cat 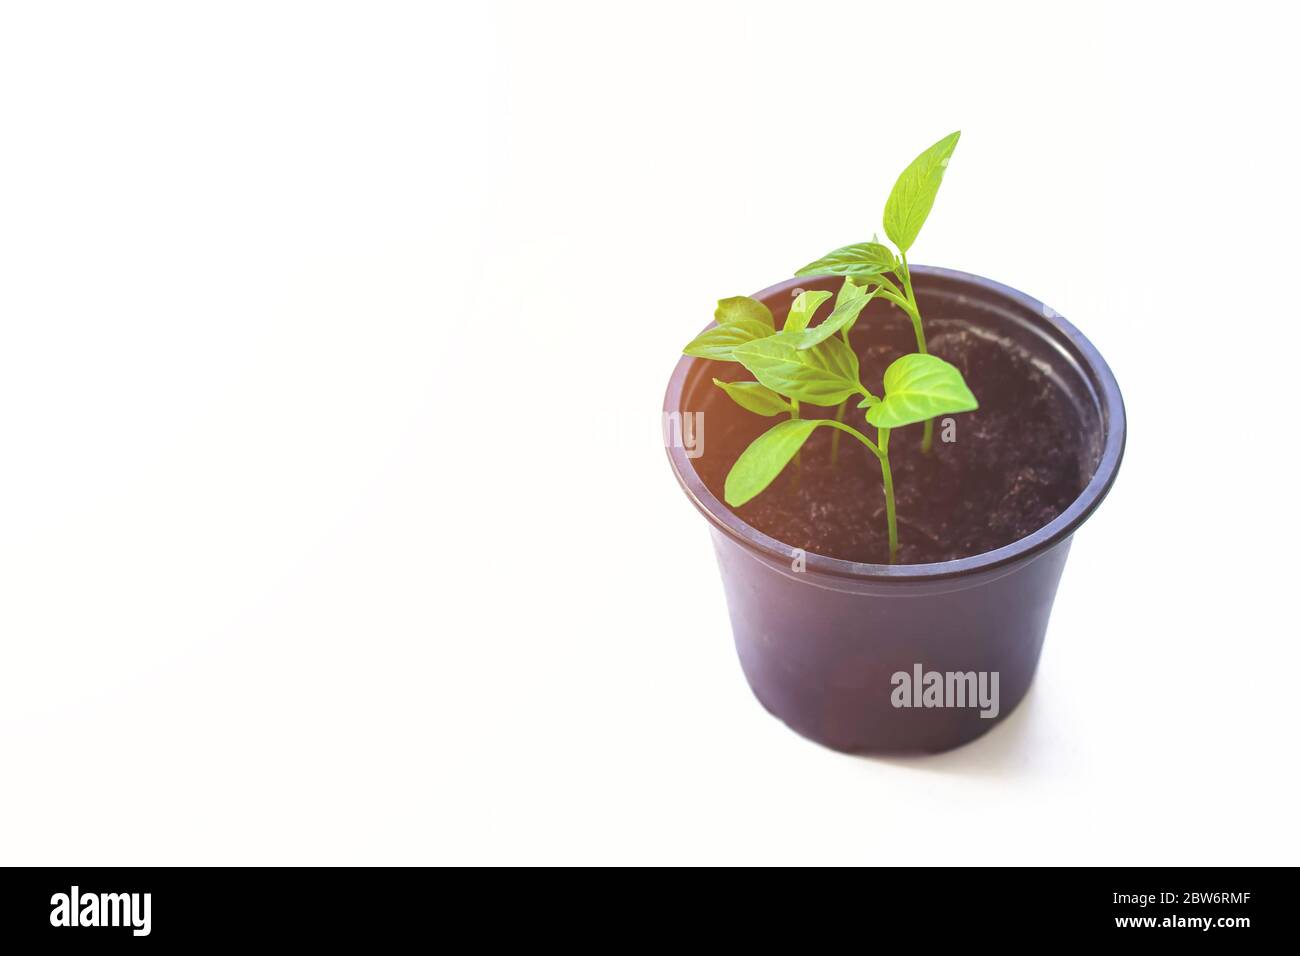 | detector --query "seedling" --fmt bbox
[681,131,979,562]
[682,292,977,562]
[730,335,975,563]
[795,130,961,453]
